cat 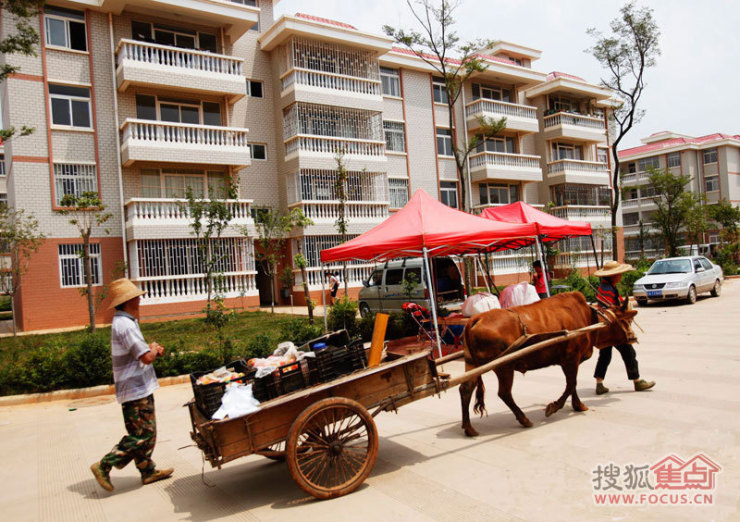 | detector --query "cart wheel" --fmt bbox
[256,441,286,462]
[286,397,378,500]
